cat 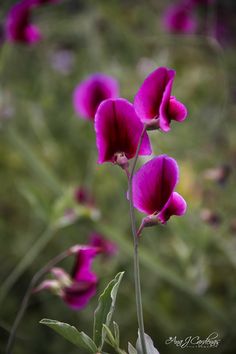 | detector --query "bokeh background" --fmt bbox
[0,0,236,353]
